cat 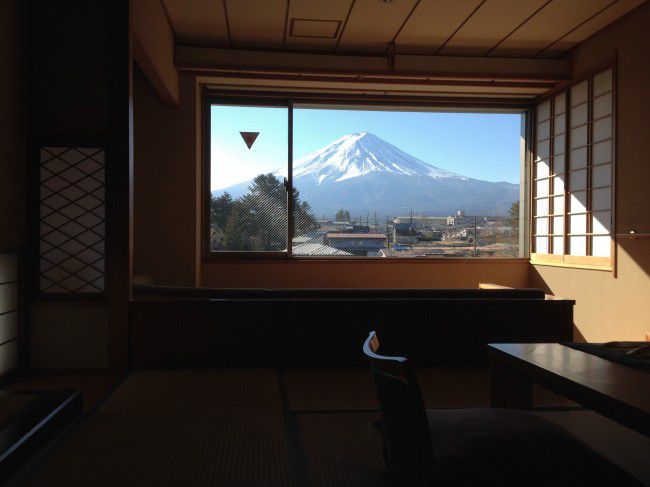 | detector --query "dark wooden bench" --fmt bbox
[130,286,574,369]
